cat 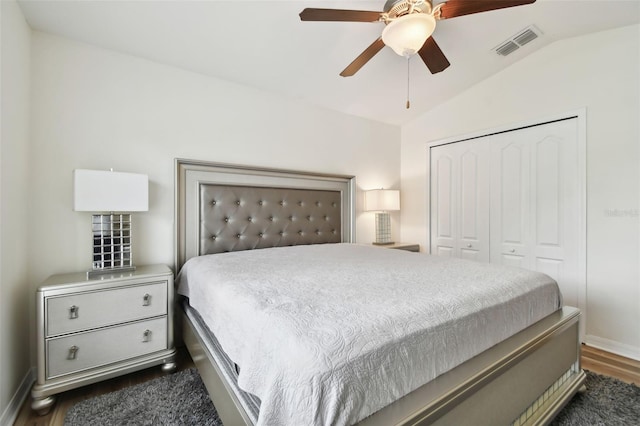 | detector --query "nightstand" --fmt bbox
[31,264,176,415]
[379,242,420,252]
